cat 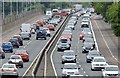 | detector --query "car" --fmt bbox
[64,27,72,32]
[102,65,119,77]
[9,38,20,48]
[47,24,55,31]
[62,63,80,77]
[68,19,77,25]
[0,47,5,59]
[2,42,13,53]
[62,50,77,64]
[83,38,95,48]
[13,35,23,46]
[81,21,89,28]
[82,18,90,23]
[82,34,93,41]
[1,63,19,77]
[81,28,91,35]
[49,19,58,26]
[8,55,23,68]
[14,50,29,62]
[36,30,47,40]
[57,42,70,51]
[67,22,75,30]
[86,50,101,63]
[82,43,94,53]
[20,31,31,40]
[79,33,92,40]
[32,23,40,31]
[60,37,71,46]
[91,56,108,71]
[43,28,51,37]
